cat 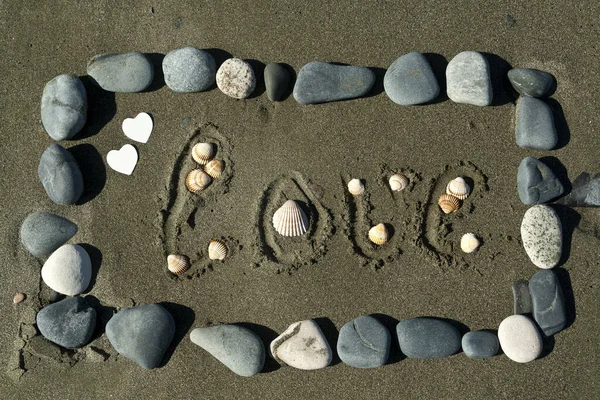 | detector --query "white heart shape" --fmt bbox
[107,144,138,175]
[122,112,153,143]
